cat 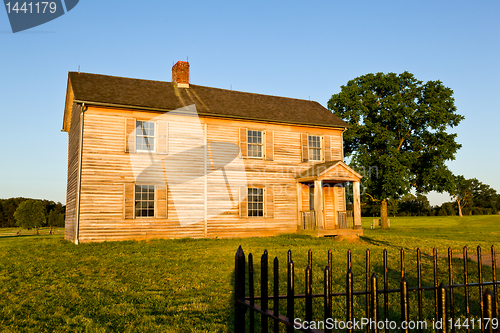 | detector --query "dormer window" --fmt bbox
[136,121,155,152]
